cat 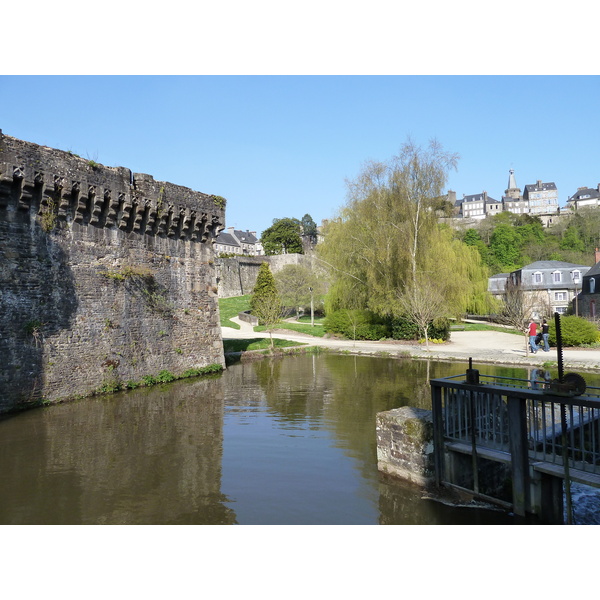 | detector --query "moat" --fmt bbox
[3,354,597,525]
